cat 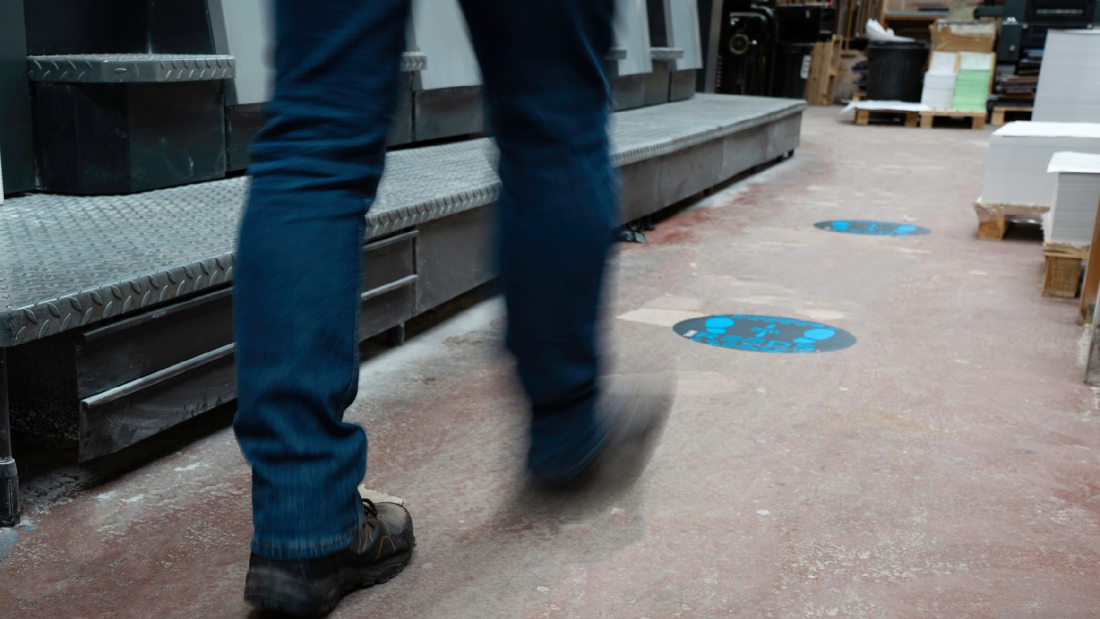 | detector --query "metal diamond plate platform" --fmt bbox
[27,54,236,83]
[0,94,803,347]
[650,47,684,61]
[401,52,427,73]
